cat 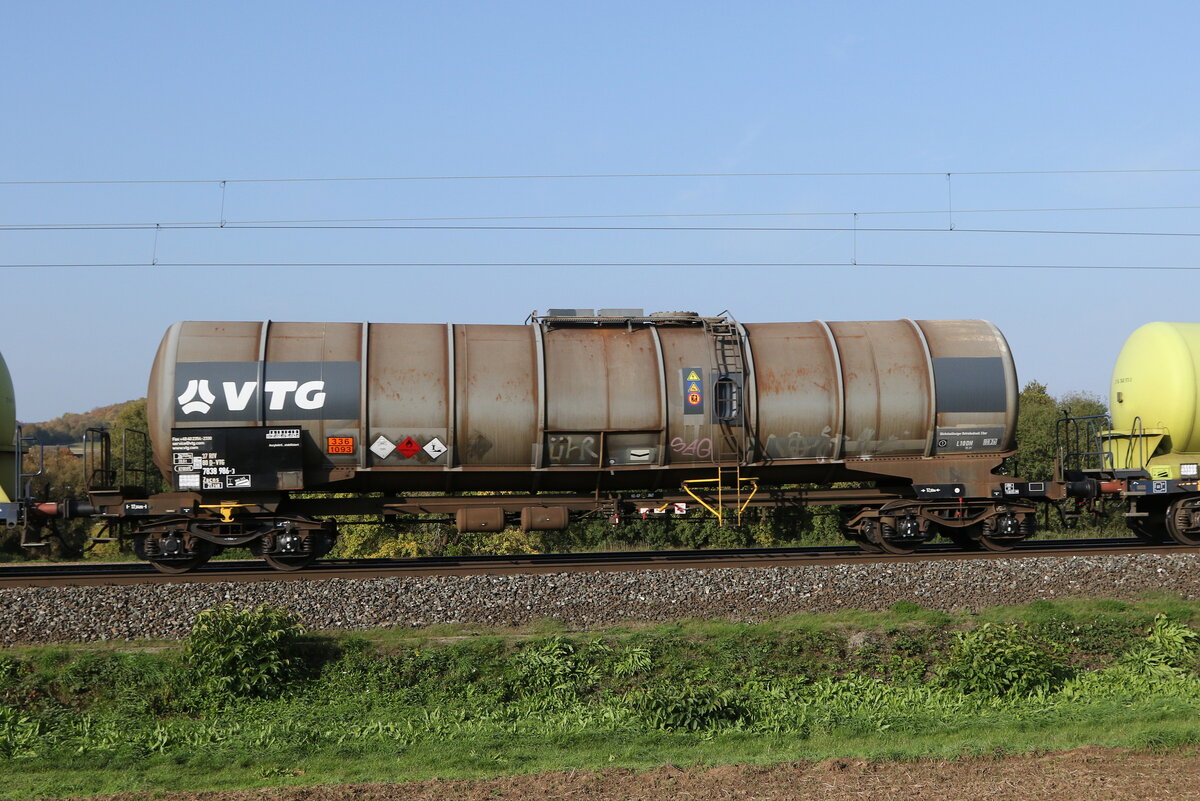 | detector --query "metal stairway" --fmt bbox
[682,465,759,527]
[704,317,749,463]
[679,316,759,527]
